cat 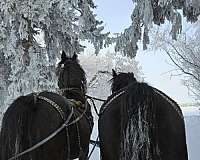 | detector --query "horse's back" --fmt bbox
[99,97,122,160]
[0,91,70,160]
[98,83,188,160]
[153,88,188,160]
[30,92,70,159]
